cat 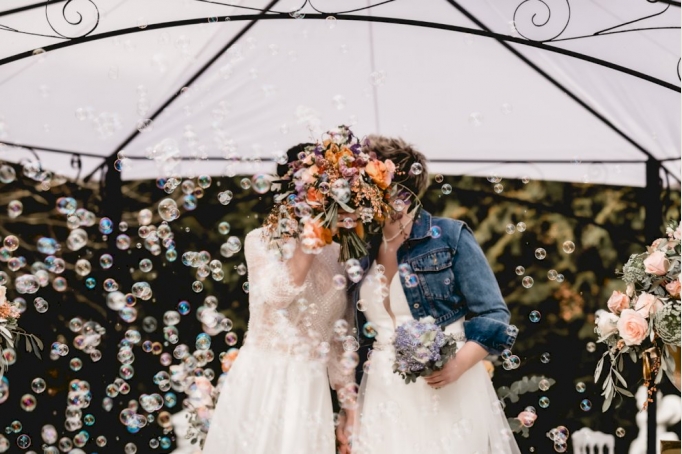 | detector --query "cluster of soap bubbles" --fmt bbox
[500,348,522,371]
[546,425,570,452]
[181,250,225,289]
[68,318,105,362]
[487,174,504,194]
